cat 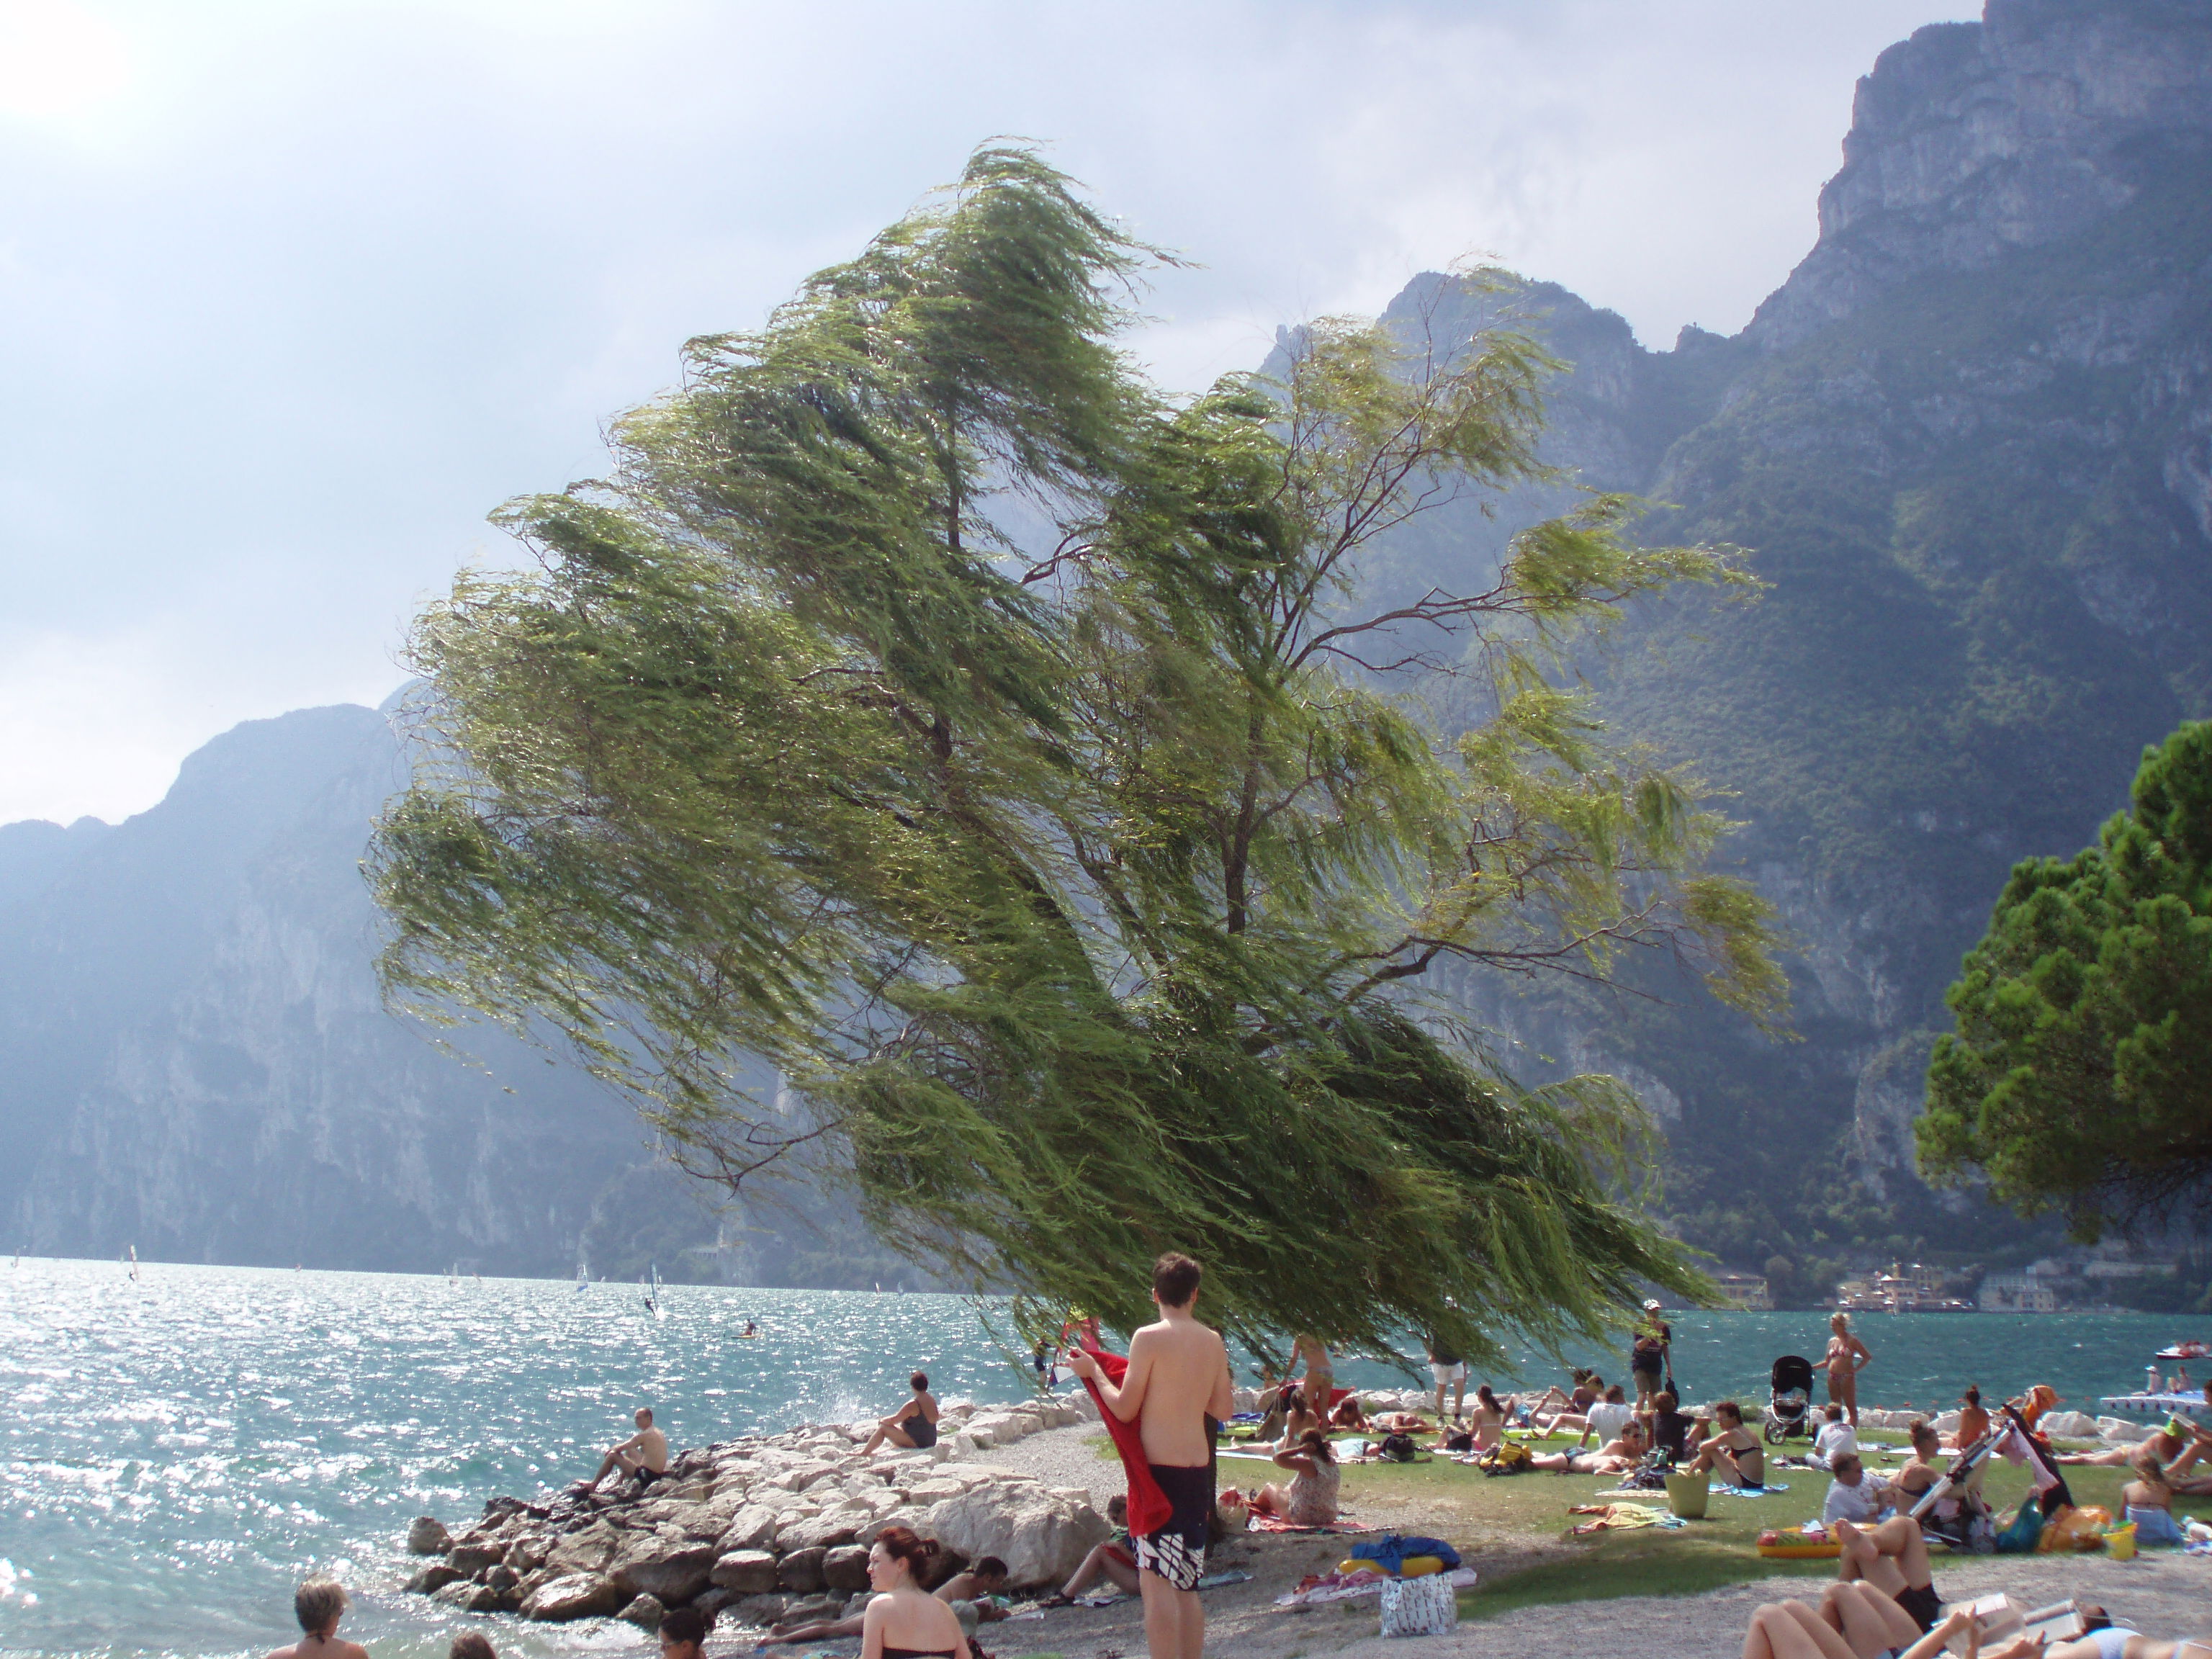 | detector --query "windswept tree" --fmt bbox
[371,145,1781,1362]
[1920,719,2212,1239]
